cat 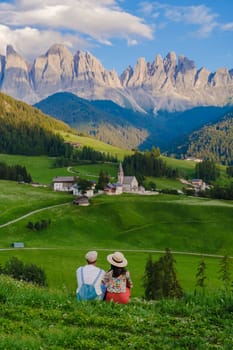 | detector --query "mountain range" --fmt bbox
[34,92,232,152]
[1,44,233,114]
